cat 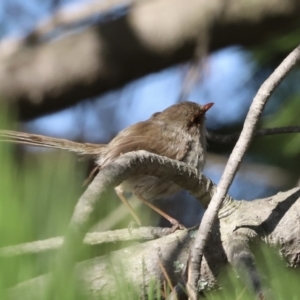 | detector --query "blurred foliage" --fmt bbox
[248,29,300,181]
[251,94,300,176]
[252,28,300,65]
[0,109,146,298]
[0,110,85,291]
[206,242,300,300]
[0,104,165,298]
